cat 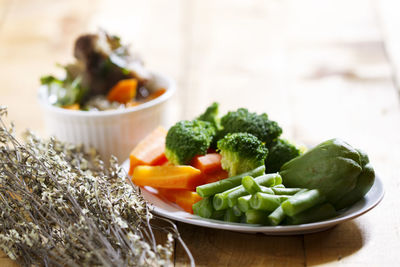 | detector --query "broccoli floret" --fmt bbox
[197,102,222,148]
[197,102,222,131]
[265,139,301,173]
[219,108,282,147]
[165,120,216,165]
[217,132,268,176]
